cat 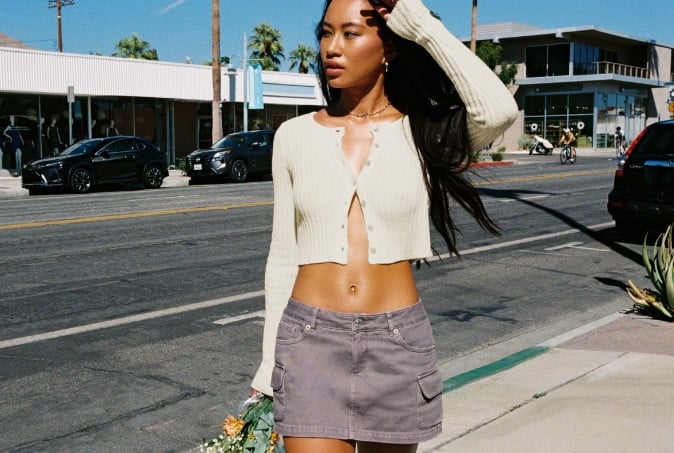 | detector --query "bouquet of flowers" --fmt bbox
[201,393,284,453]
